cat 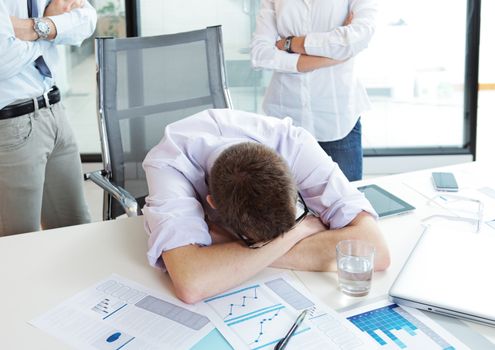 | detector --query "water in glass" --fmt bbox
[337,255,373,296]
